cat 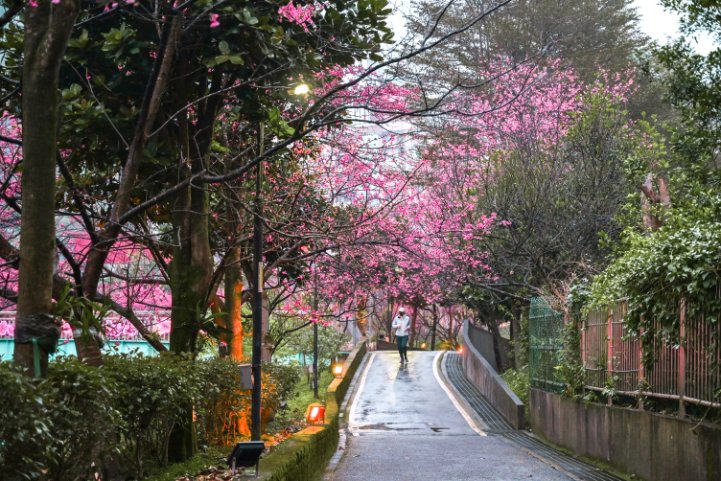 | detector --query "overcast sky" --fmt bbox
[634,0,715,53]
